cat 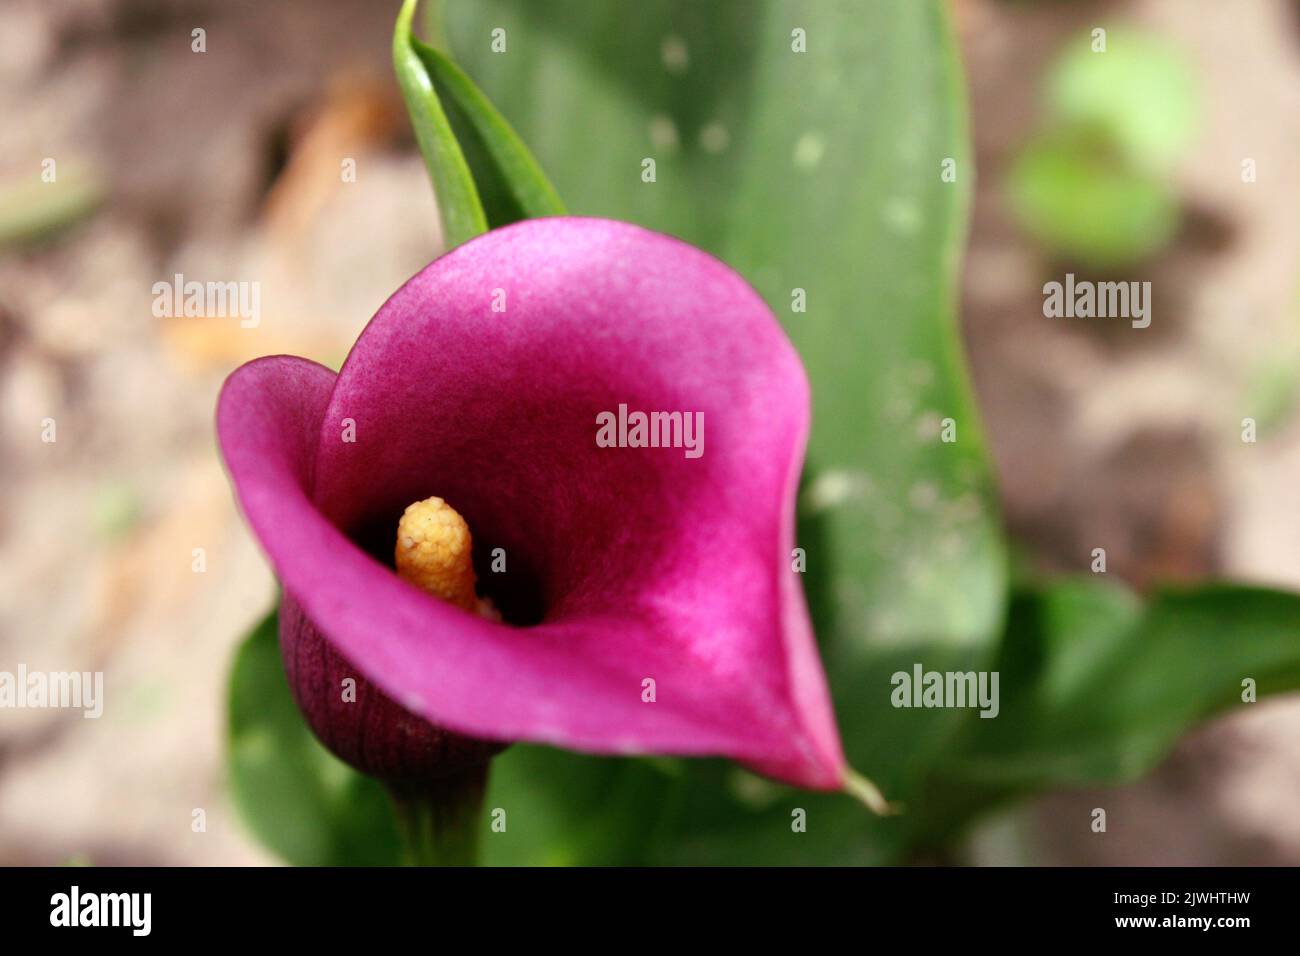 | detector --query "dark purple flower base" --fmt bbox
[280,593,505,783]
